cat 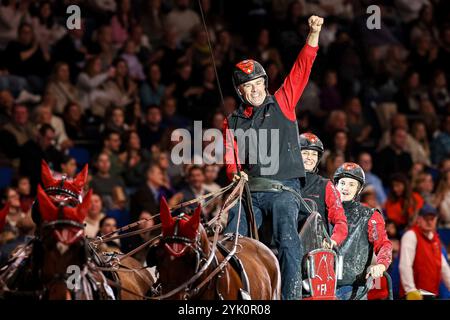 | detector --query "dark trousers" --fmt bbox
[224,178,303,300]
